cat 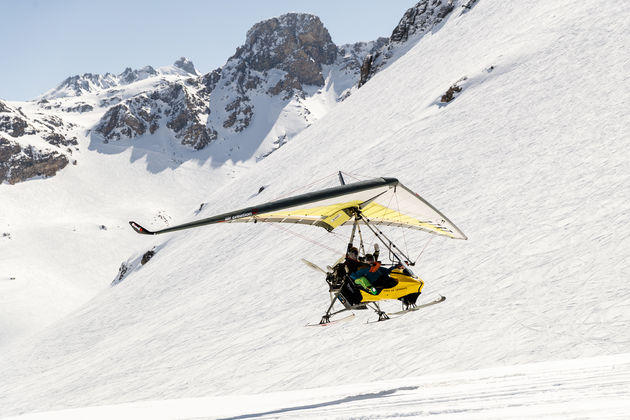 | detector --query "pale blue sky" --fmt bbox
[0,0,414,101]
